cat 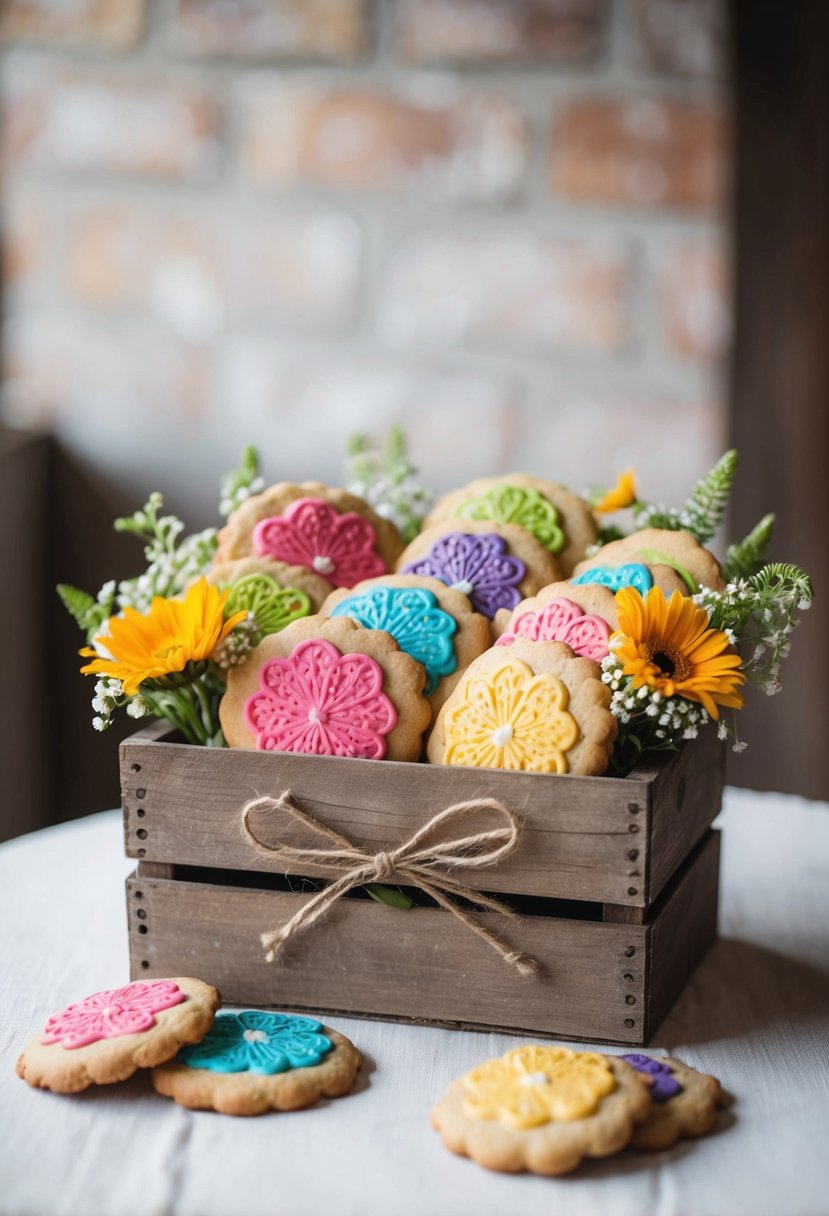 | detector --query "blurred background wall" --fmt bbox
[1,0,729,515]
[17,0,828,837]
